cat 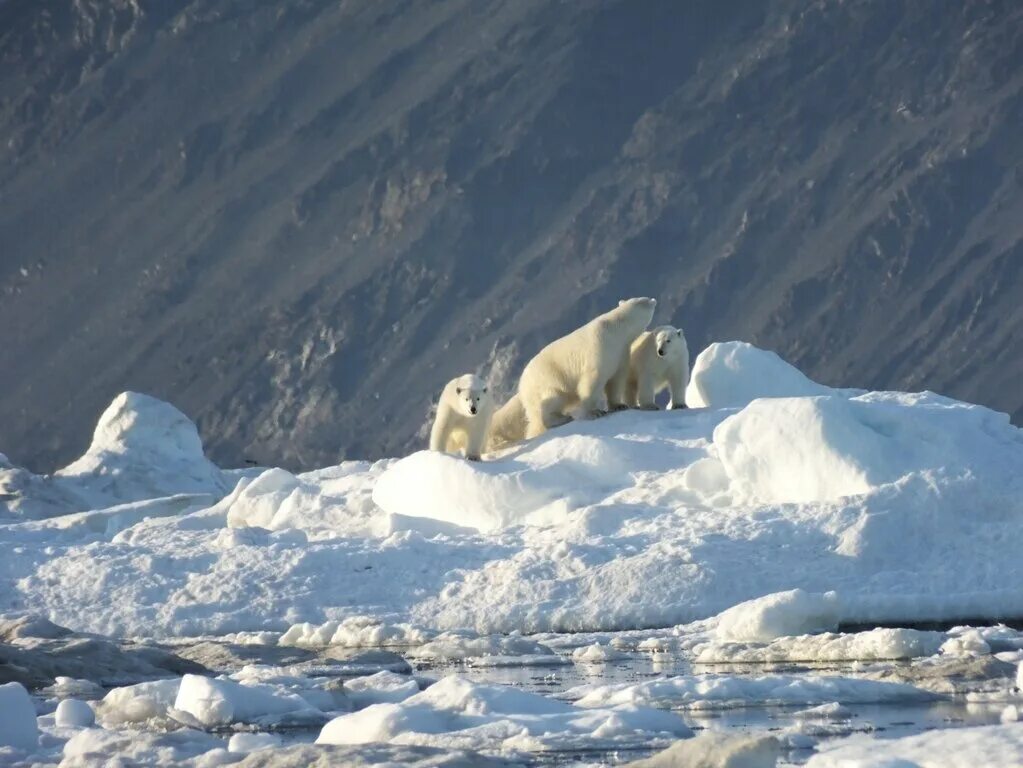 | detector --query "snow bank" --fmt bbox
[1,392,230,520]
[806,722,1023,767]
[317,675,689,751]
[685,342,832,409]
[372,427,677,532]
[0,682,38,751]
[713,590,841,643]
[715,390,1021,504]
[570,673,937,710]
[170,673,324,728]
